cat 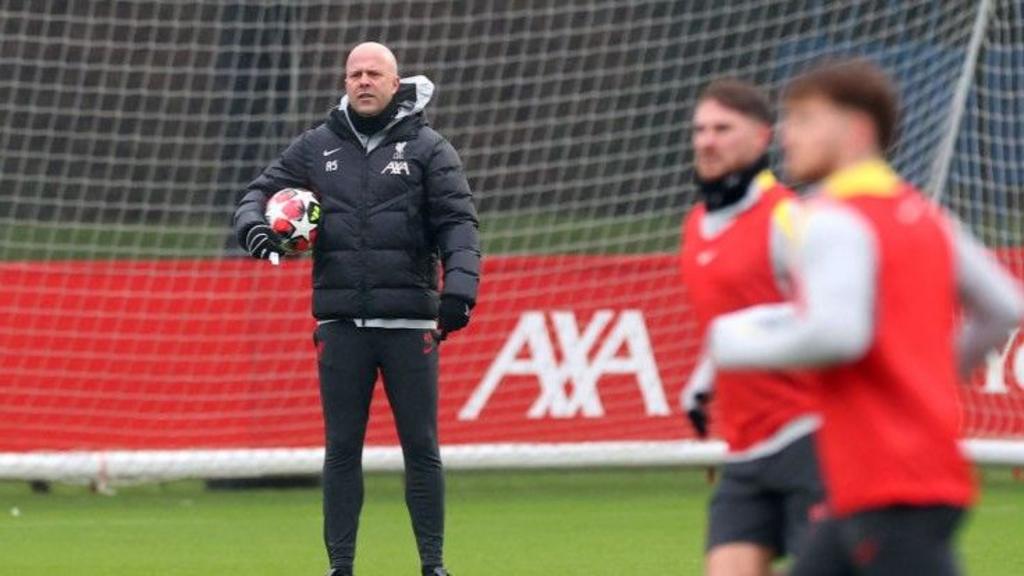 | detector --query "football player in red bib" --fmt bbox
[709,59,1024,575]
[680,79,824,575]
